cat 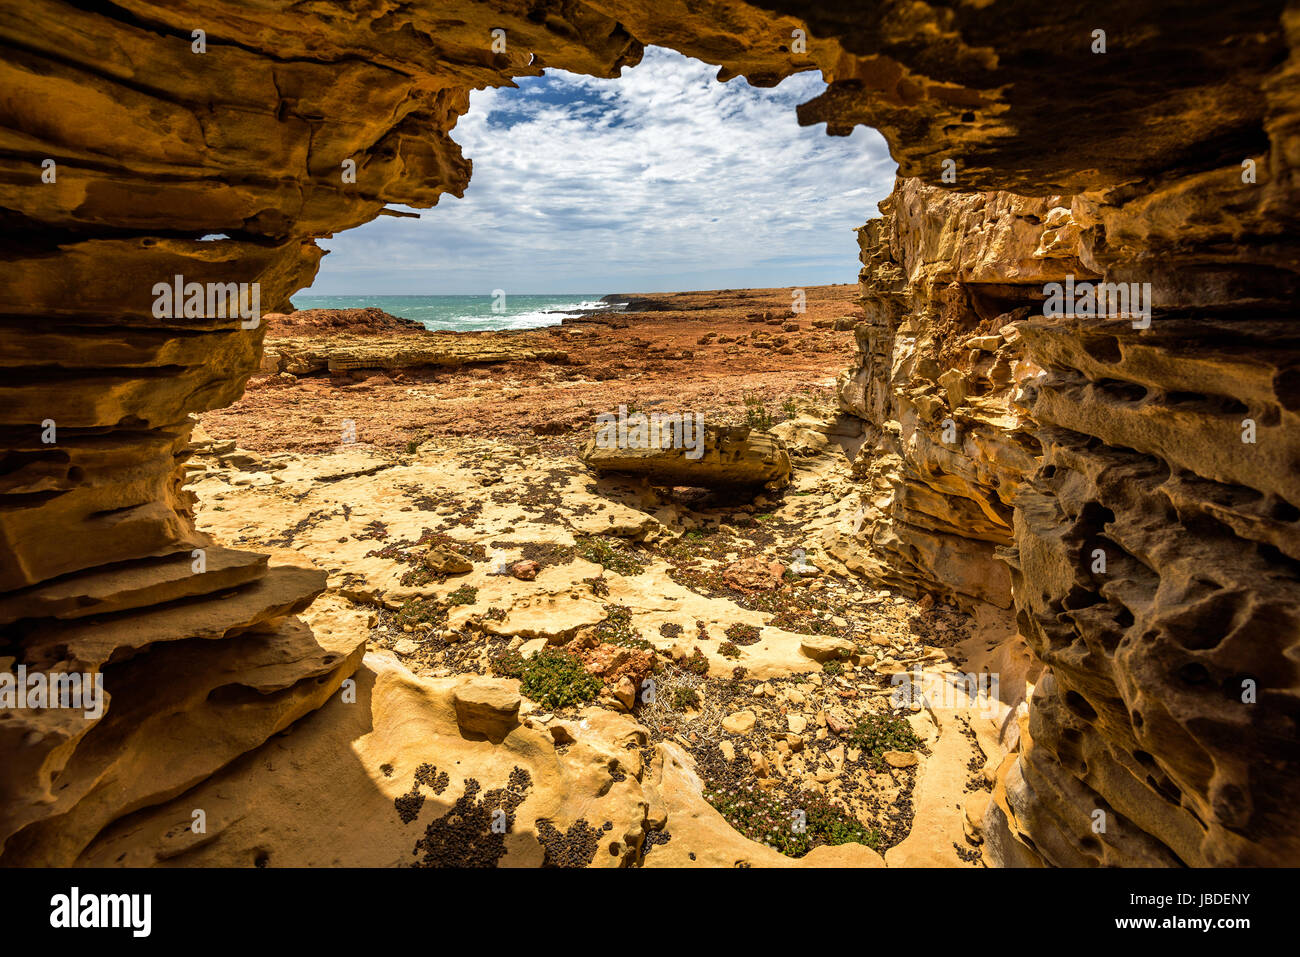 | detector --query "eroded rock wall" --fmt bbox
[830,179,1083,611]
[0,0,1296,866]
[833,152,1300,865]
